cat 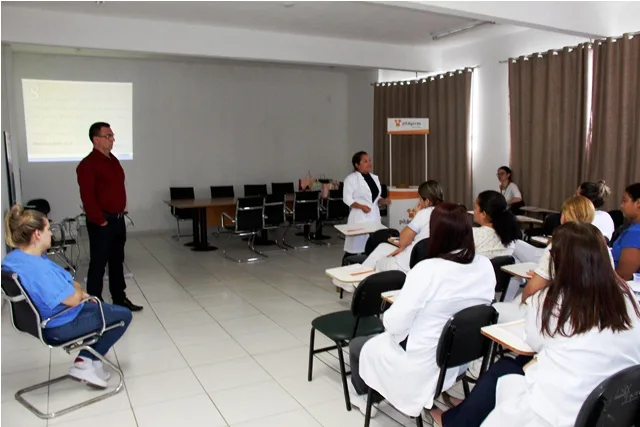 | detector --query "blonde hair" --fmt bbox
[562,195,595,223]
[4,204,48,248]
